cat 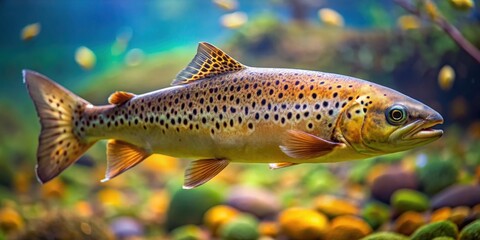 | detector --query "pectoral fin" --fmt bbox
[183,159,230,189]
[101,140,151,182]
[279,130,344,159]
[269,162,299,169]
